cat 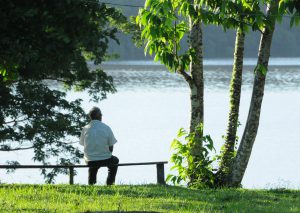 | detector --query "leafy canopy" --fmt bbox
[0,0,127,183]
[136,0,193,72]
[137,0,268,74]
[279,0,300,26]
[0,1,123,100]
